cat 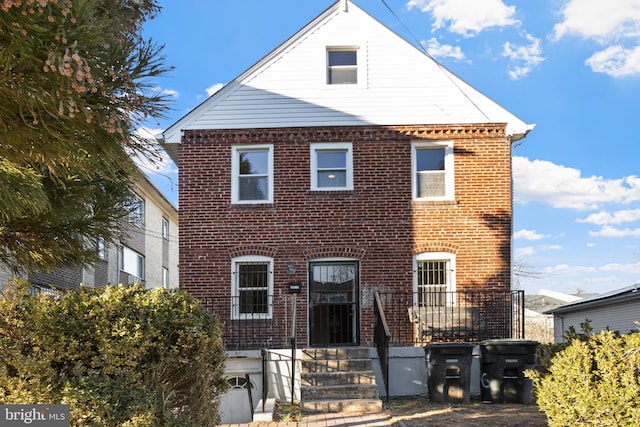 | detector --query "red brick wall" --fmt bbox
[178,124,512,345]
